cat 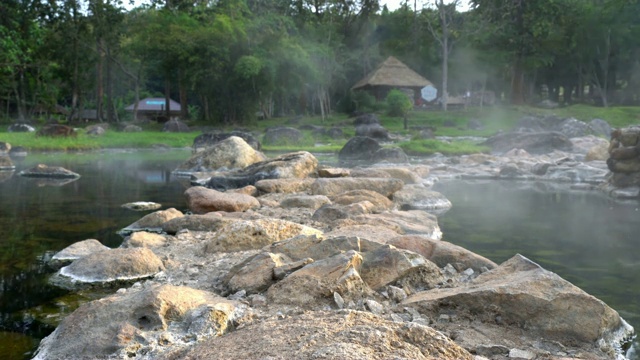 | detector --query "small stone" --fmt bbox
[248,294,267,307]
[437,314,451,323]
[388,285,407,302]
[509,348,535,359]
[364,299,384,314]
[475,344,510,357]
[334,292,345,309]
[443,263,457,276]
[228,290,246,300]
[390,313,405,323]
